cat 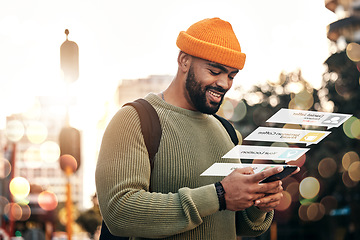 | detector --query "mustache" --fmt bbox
[205,86,227,94]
